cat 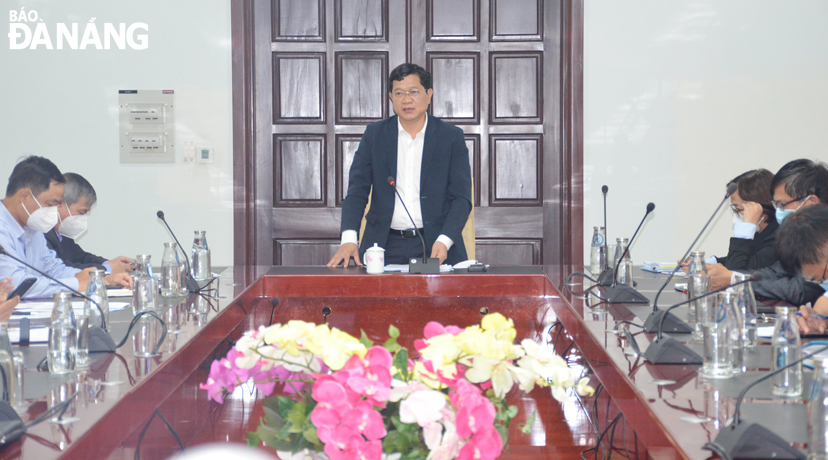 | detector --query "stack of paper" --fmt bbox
[642,262,686,278]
